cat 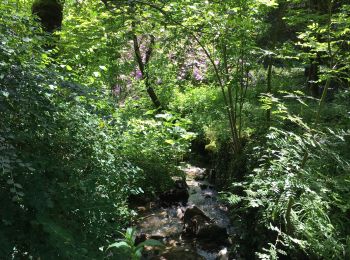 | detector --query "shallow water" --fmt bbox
[136,165,233,260]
